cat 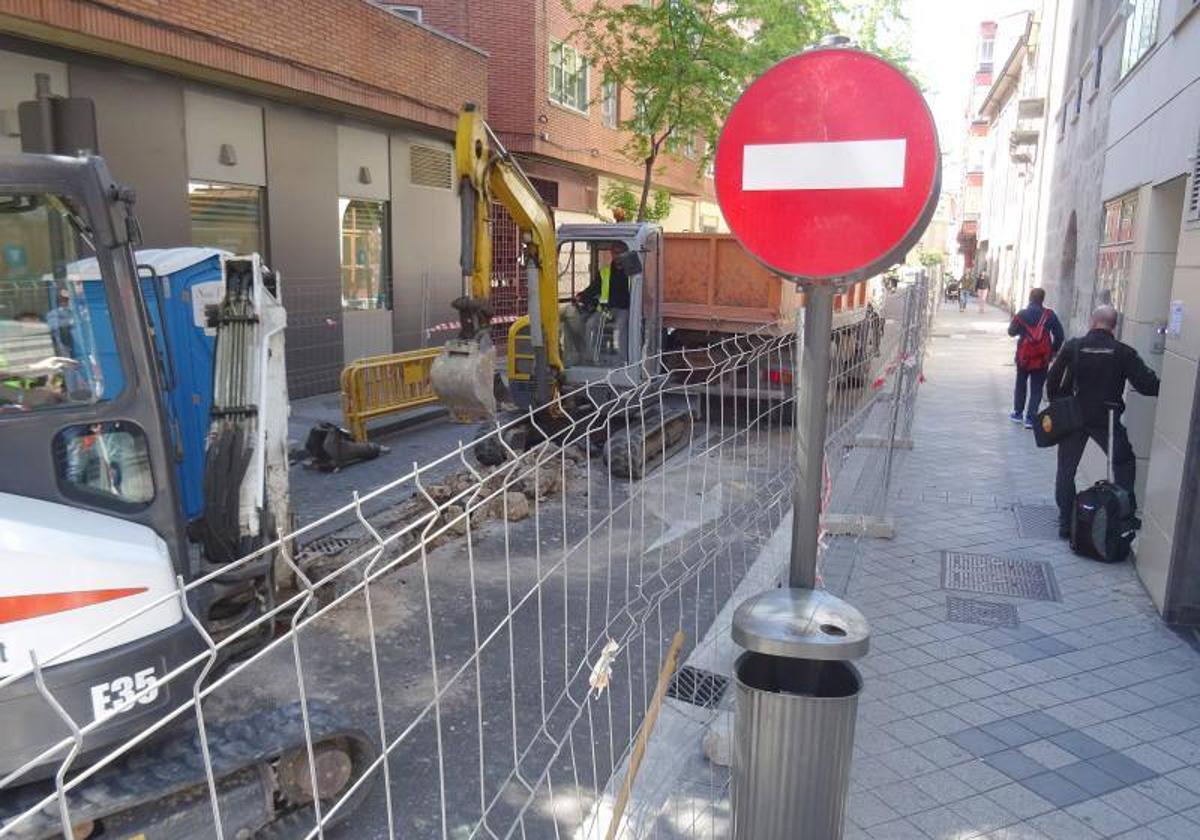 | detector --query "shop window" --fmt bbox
[340,199,391,311]
[549,40,588,113]
[54,421,154,507]
[1121,0,1160,78]
[1095,192,1138,322]
[188,182,265,257]
[1,192,119,412]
